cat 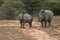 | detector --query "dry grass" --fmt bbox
[0,16,60,40]
[0,27,37,40]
